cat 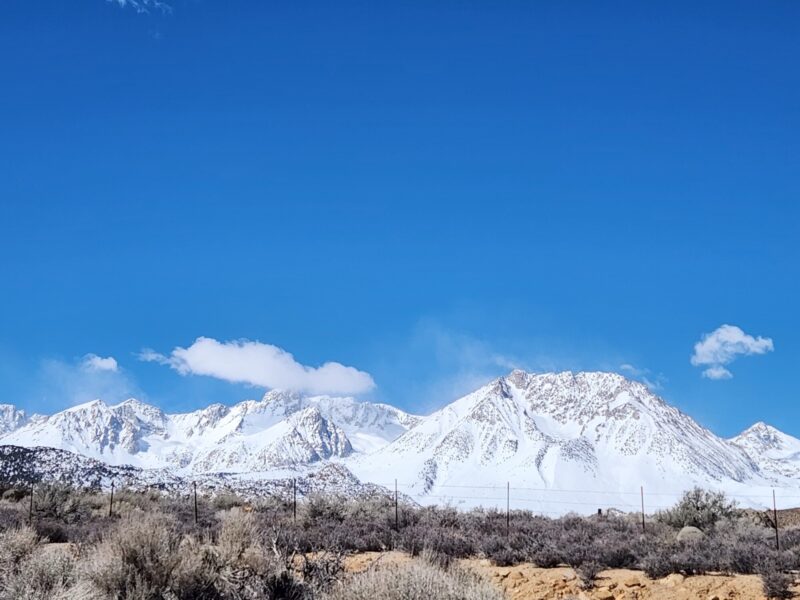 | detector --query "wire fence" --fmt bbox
[366,480,799,520]
[21,478,800,534]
